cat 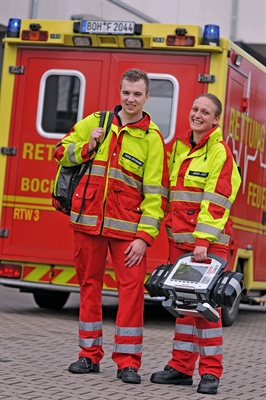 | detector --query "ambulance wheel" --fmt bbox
[33,291,70,309]
[222,293,242,327]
